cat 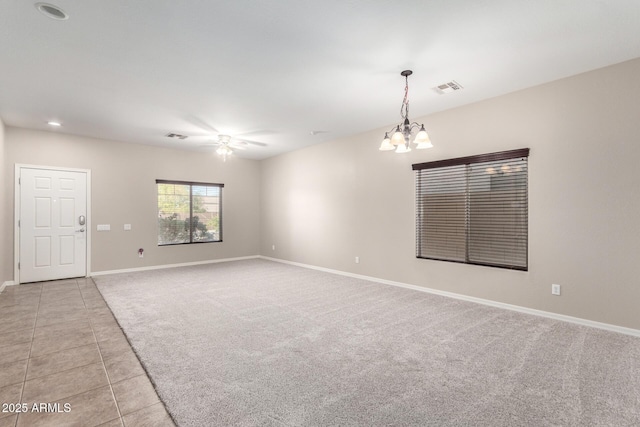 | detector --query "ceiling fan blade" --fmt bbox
[238,138,267,147]
[234,129,277,138]
[185,116,219,134]
[229,139,248,146]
